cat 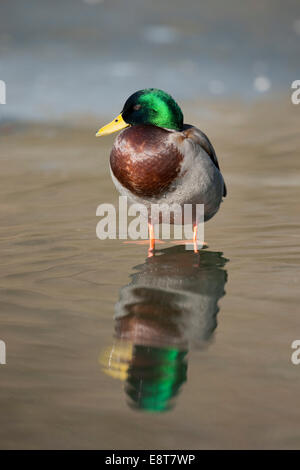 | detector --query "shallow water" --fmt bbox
[0,99,300,449]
